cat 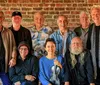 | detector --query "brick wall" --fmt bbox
[0,0,99,29]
